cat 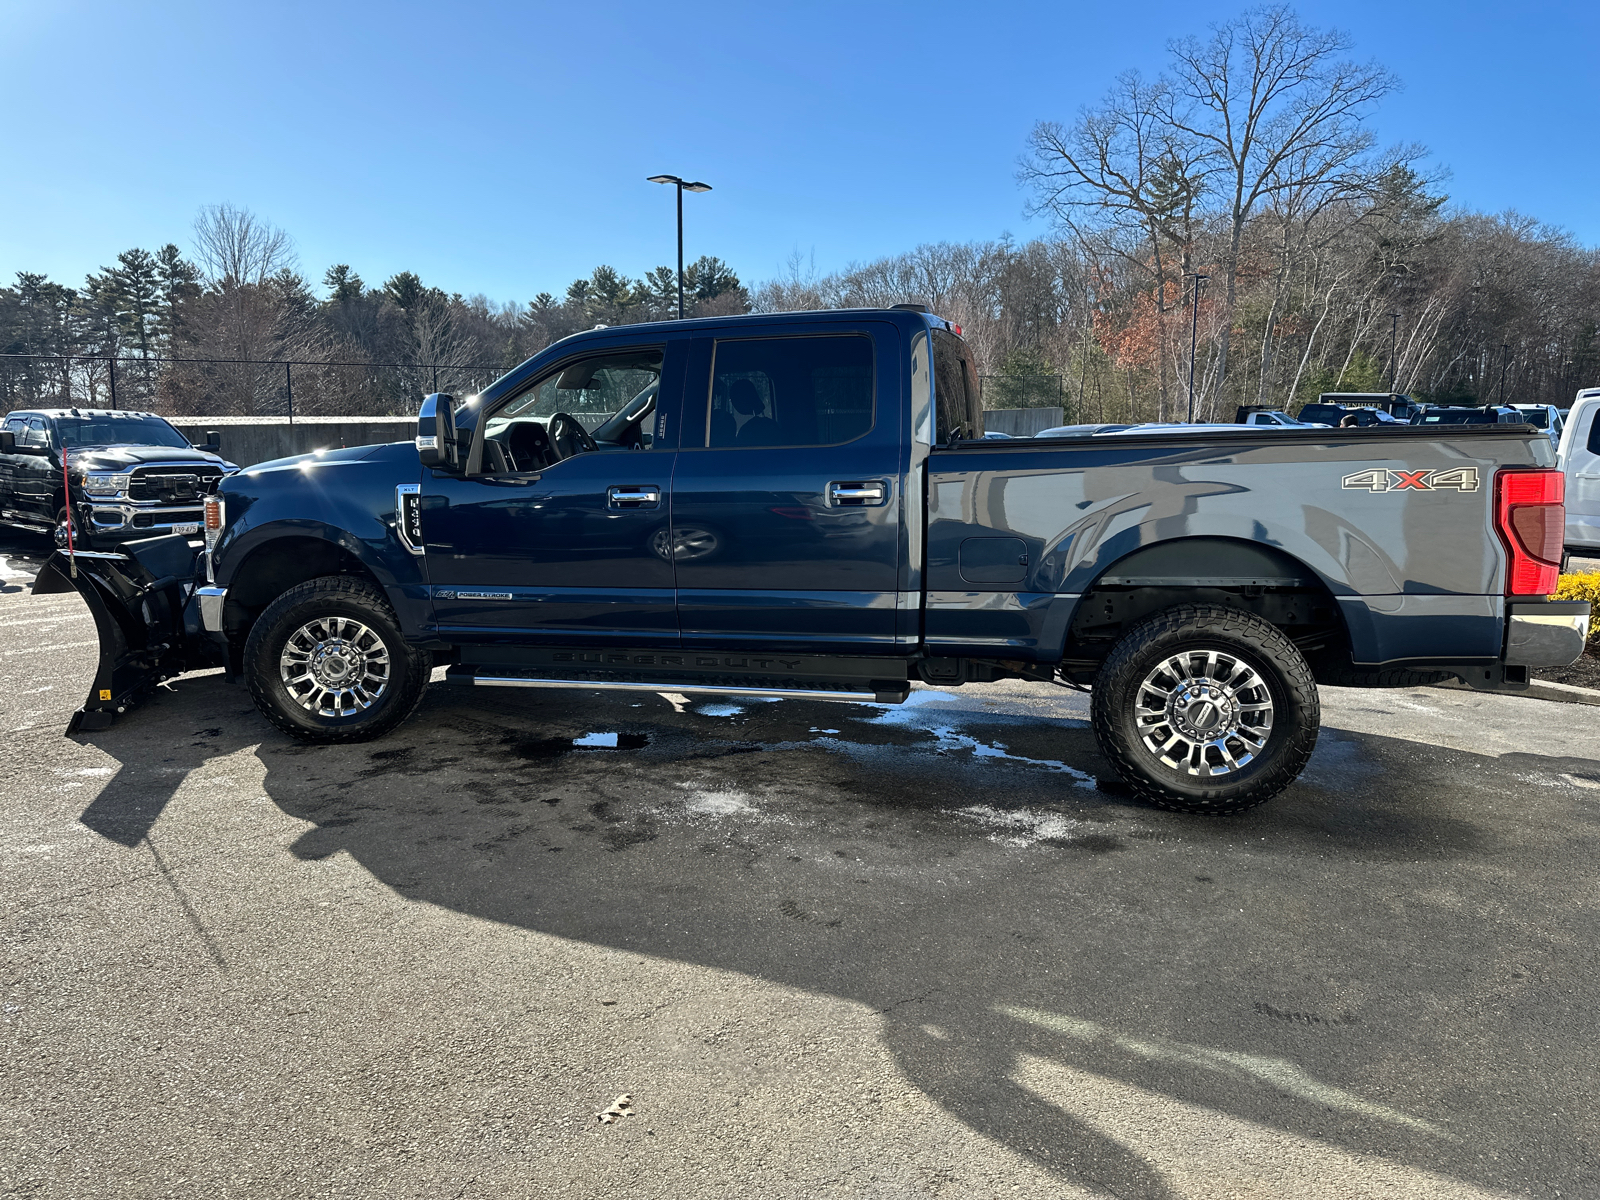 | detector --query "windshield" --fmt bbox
[54,414,191,449]
[1515,408,1549,428]
[1419,409,1494,425]
[1297,406,1341,424]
